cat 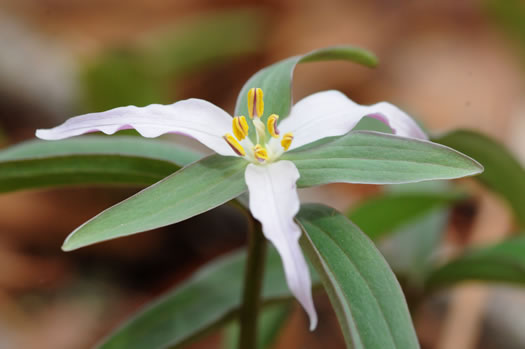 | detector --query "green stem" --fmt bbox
[238,222,267,349]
